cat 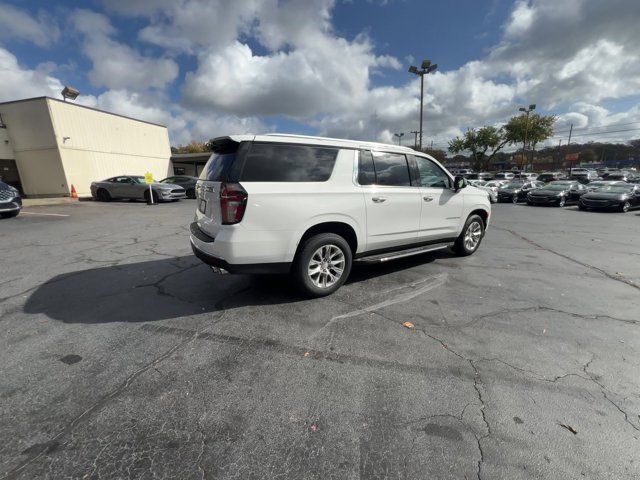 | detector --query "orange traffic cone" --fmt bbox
[71,185,78,199]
